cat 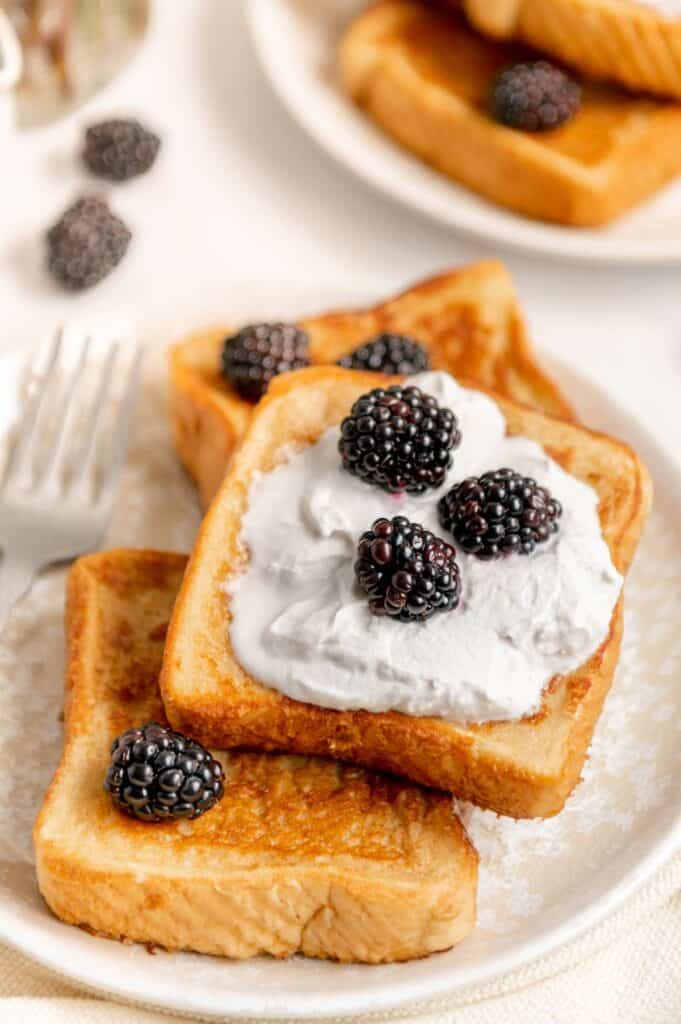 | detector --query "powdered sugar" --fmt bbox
[463,514,681,932]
